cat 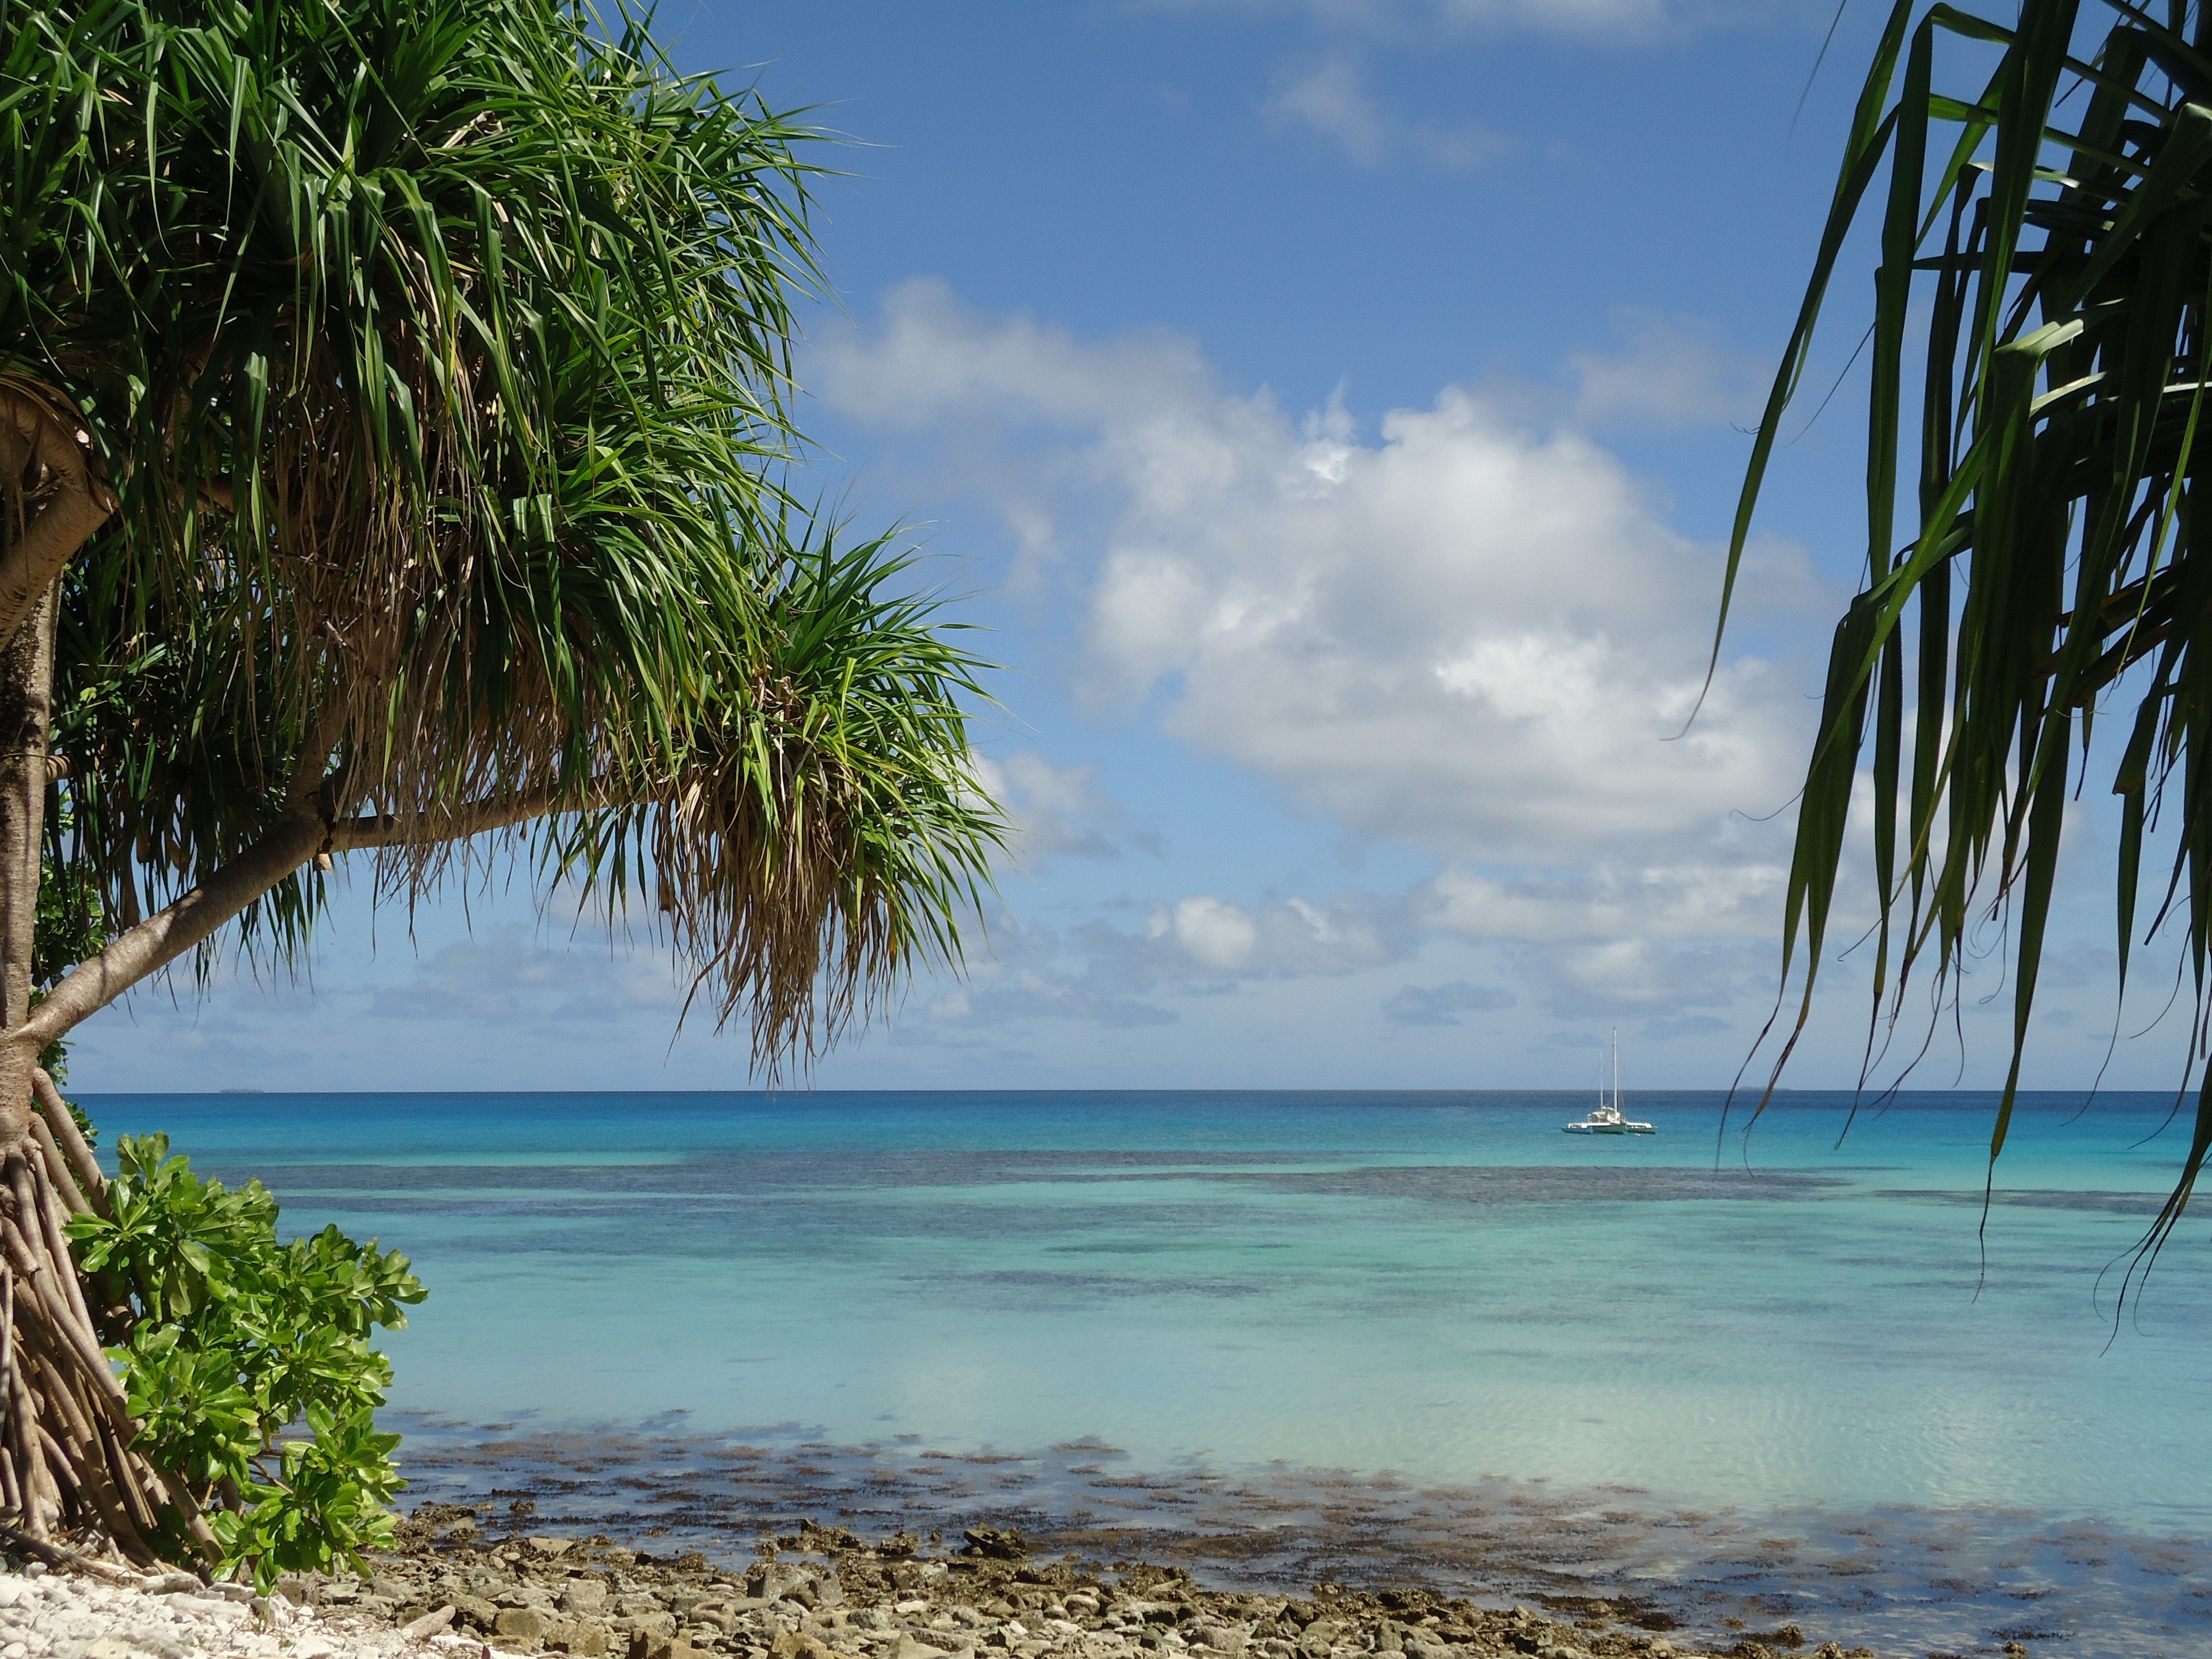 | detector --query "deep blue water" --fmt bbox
[72,1089,2212,1656]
